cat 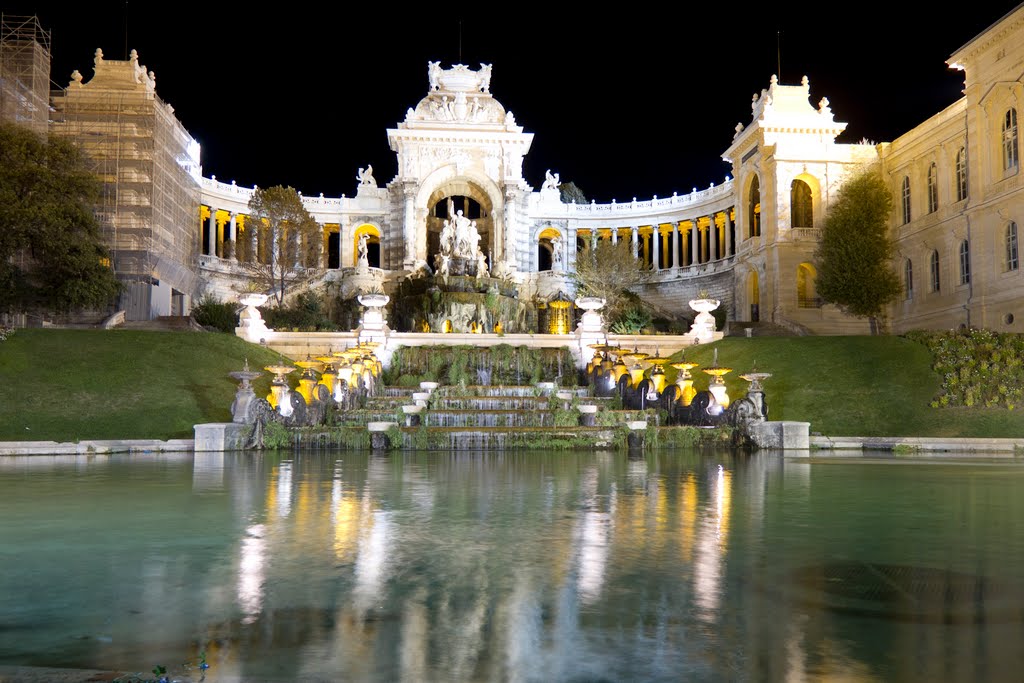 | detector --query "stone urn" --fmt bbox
[575,297,606,334]
[688,298,720,342]
[237,293,271,342]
